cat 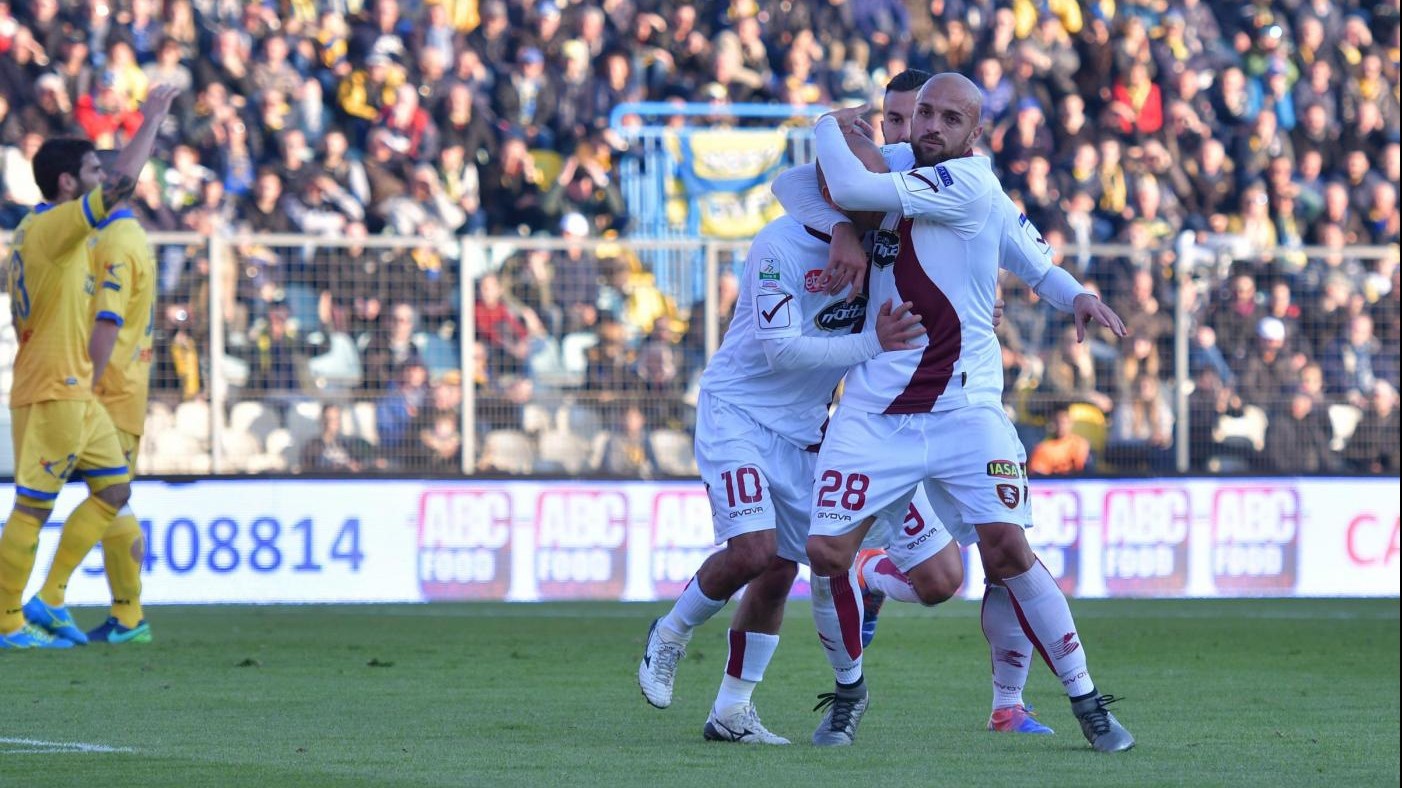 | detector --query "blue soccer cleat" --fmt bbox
[0,623,76,649]
[86,617,153,645]
[855,549,886,648]
[23,597,89,645]
[988,703,1055,735]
